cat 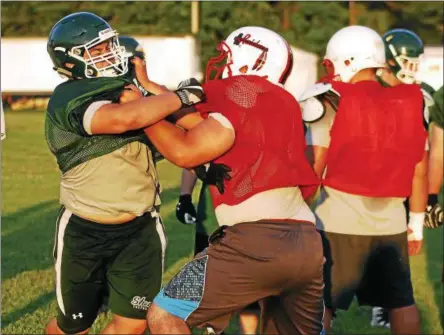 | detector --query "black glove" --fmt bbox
[194,162,232,194]
[425,194,443,229]
[174,78,206,108]
[176,194,197,225]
